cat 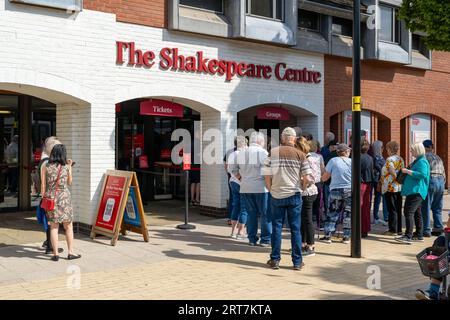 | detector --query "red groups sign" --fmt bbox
[116,41,321,84]
[257,107,290,120]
